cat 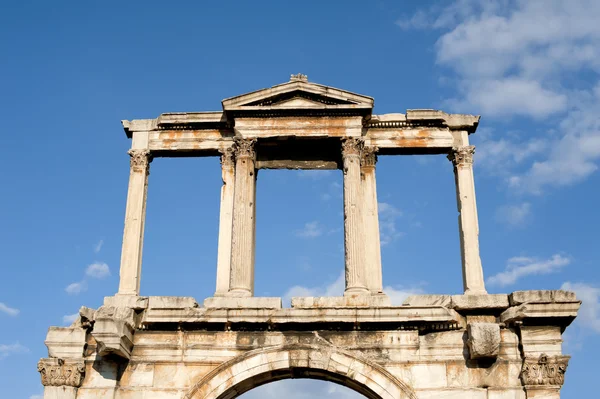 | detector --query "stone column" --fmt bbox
[118,149,152,296]
[215,147,236,296]
[38,358,85,399]
[342,138,369,295]
[361,147,383,293]
[448,146,487,295]
[228,138,257,297]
